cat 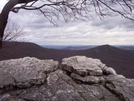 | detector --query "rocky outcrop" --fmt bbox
[0,56,133,101]
[0,57,59,88]
[62,56,117,76]
[105,75,134,101]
